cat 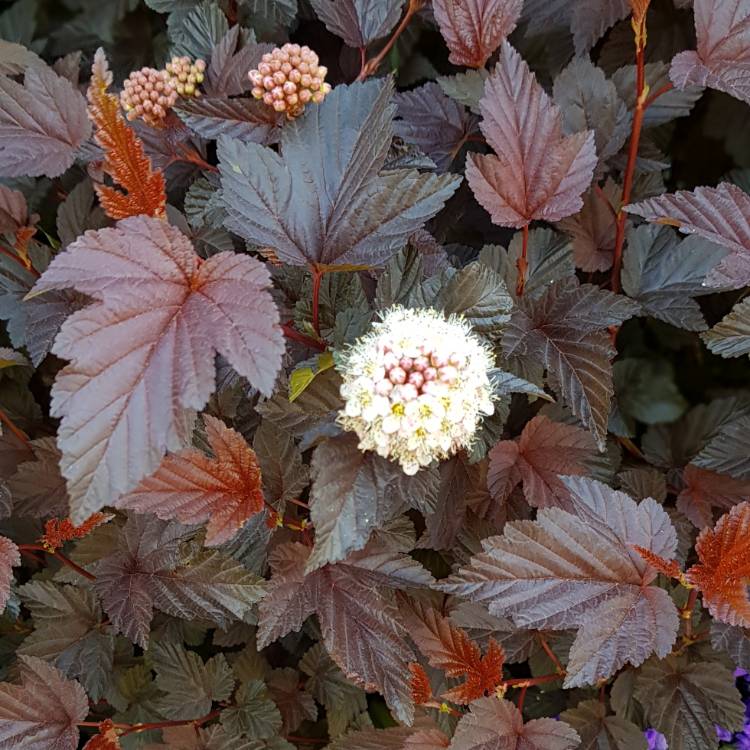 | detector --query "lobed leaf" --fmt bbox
[432,0,523,68]
[467,42,597,229]
[219,78,460,267]
[116,416,265,546]
[31,215,283,521]
[0,64,90,178]
[0,656,88,750]
[440,477,679,687]
[670,0,750,104]
[686,501,750,627]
